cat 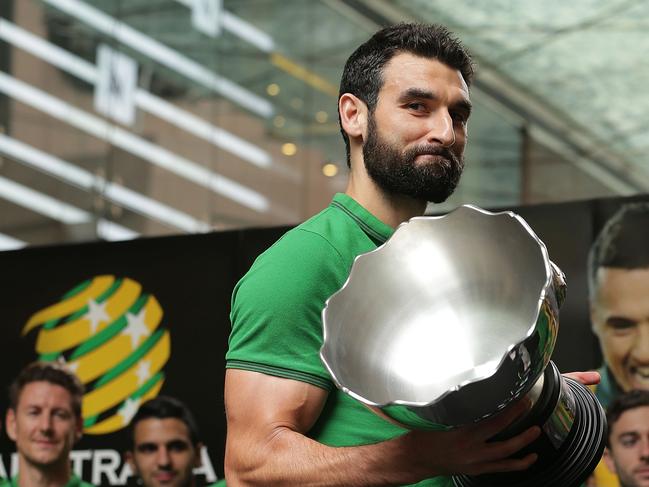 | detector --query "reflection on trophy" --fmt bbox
[320,205,606,487]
